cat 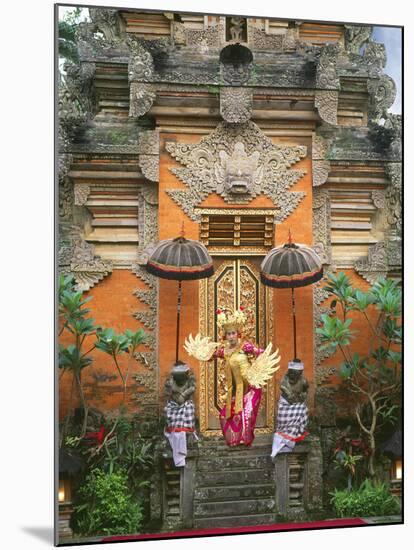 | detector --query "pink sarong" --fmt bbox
[219,386,262,446]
